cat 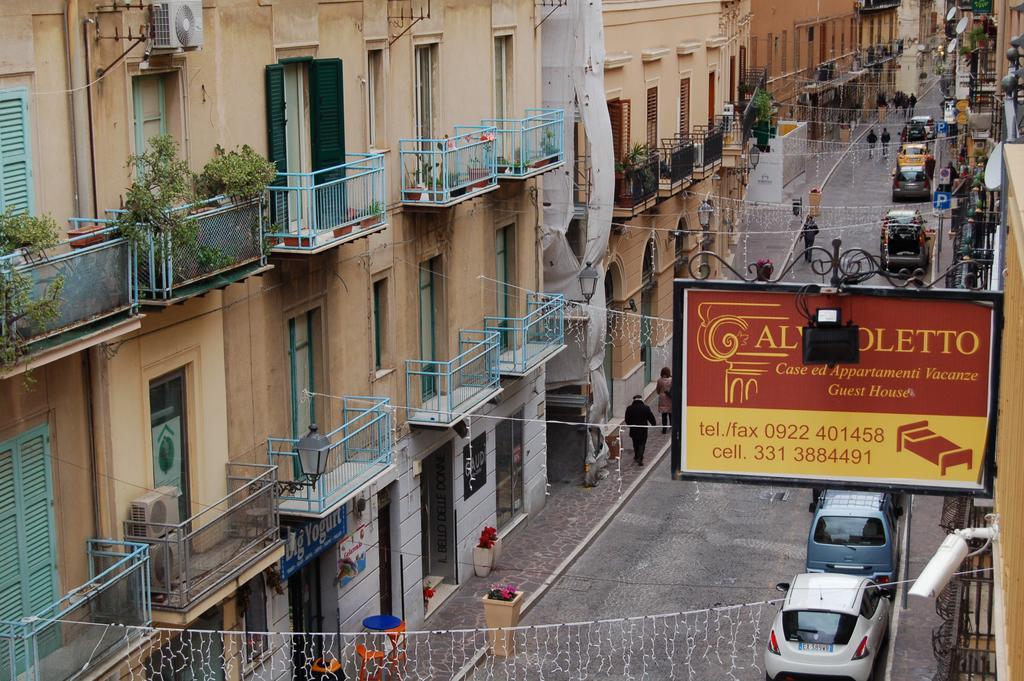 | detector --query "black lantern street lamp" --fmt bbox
[280,424,332,494]
[697,199,714,229]
[748,143,760,170]
[578,262,599,304]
